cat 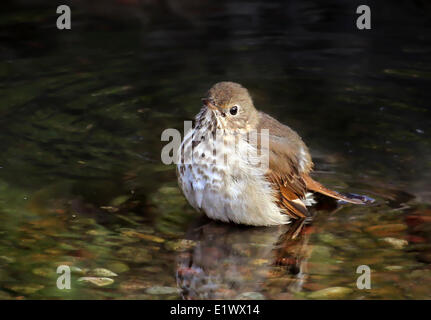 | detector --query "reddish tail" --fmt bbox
[304,176,365,205]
